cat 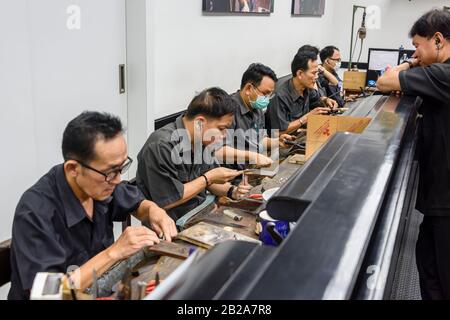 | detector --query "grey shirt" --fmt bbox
[136,116,219,220]
[266,77,322,132]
